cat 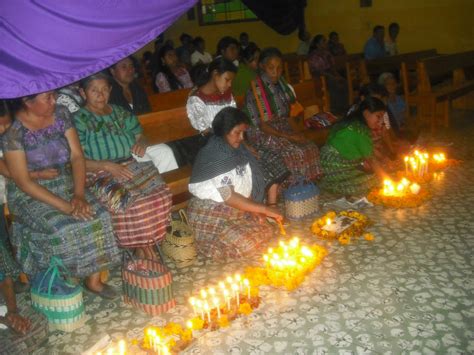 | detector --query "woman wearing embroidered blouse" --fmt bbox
[244,47,322,184]
[154,45,193,93]
[188,107,282,259]
[74,73,175,259]
[3,92,120,299]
